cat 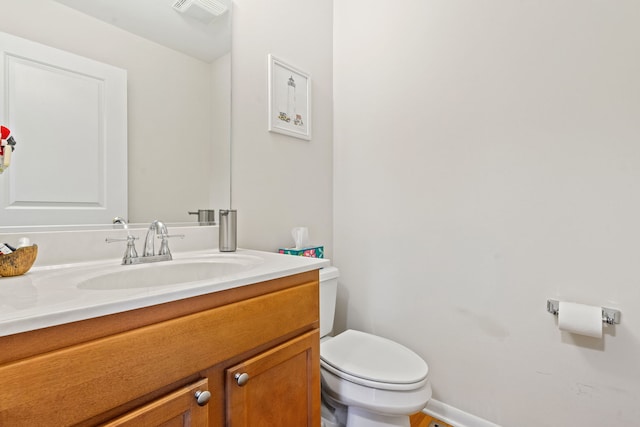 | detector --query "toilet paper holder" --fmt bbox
[547,299,621,325]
